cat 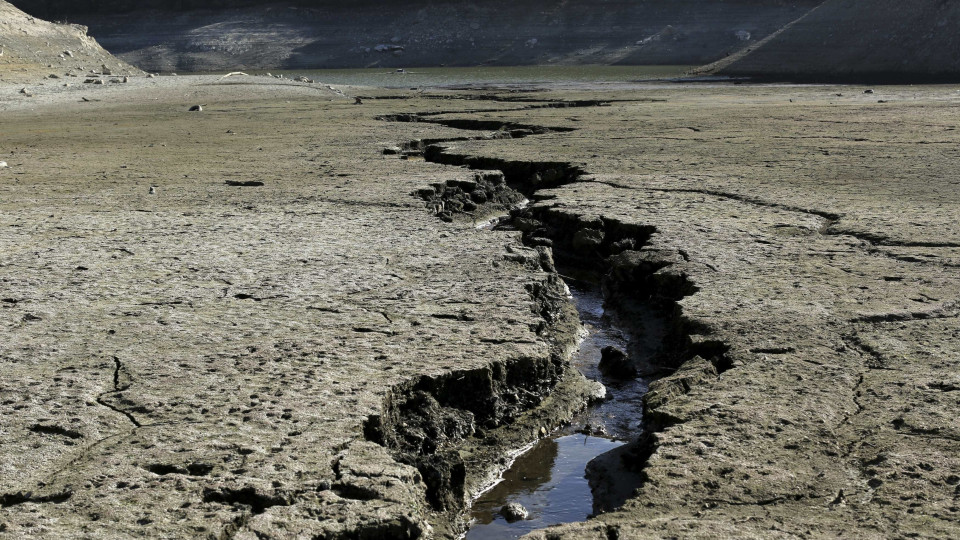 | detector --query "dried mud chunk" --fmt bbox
[572,228,604,254]
[598,346,637,380]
